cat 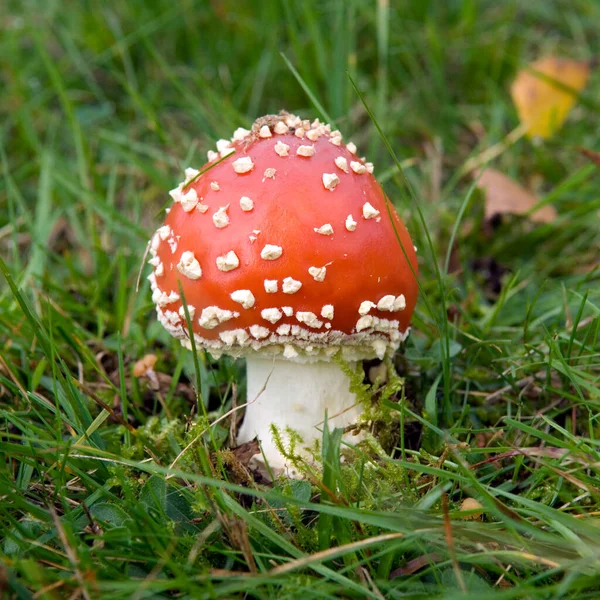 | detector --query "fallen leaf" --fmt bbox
[231,439,260,466]
[389,553,442,578]
[476,169,557,223]
[511,56,590,139]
